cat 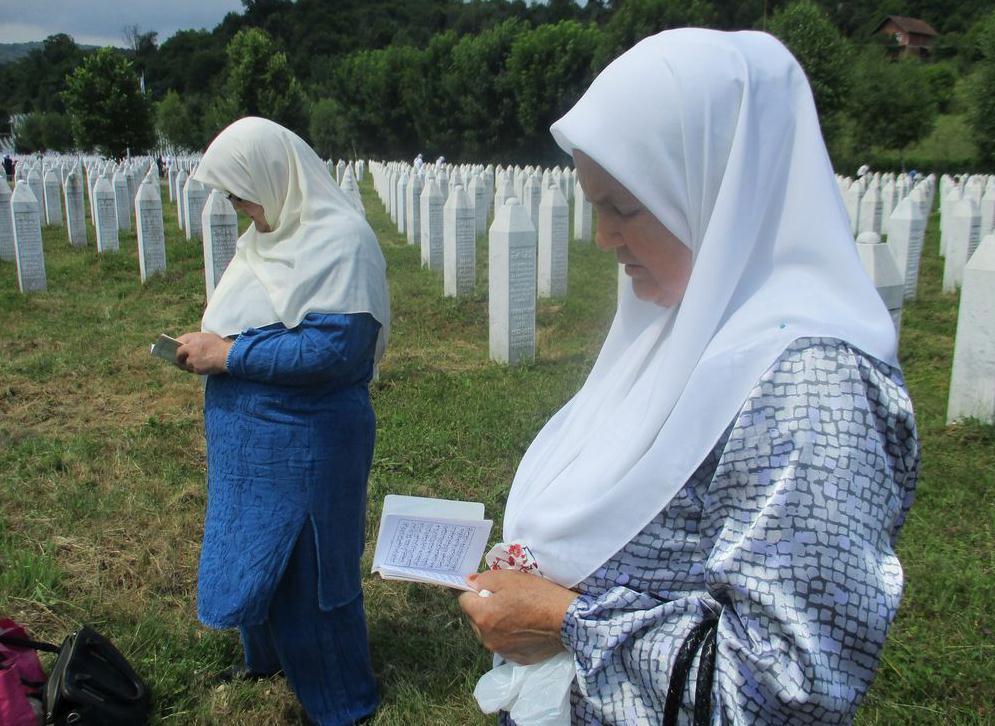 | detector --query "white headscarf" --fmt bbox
[503,29,898,587]
[192,117,389,350]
